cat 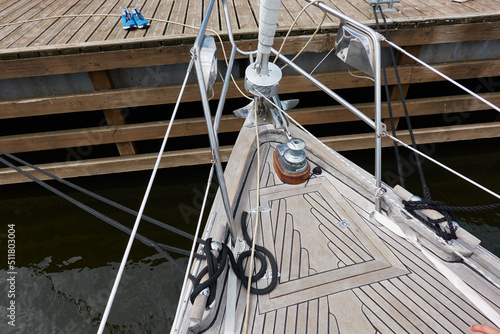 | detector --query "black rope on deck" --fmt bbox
[403,199,500,240]
[190,211,278,307]
[402,199,458,240]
